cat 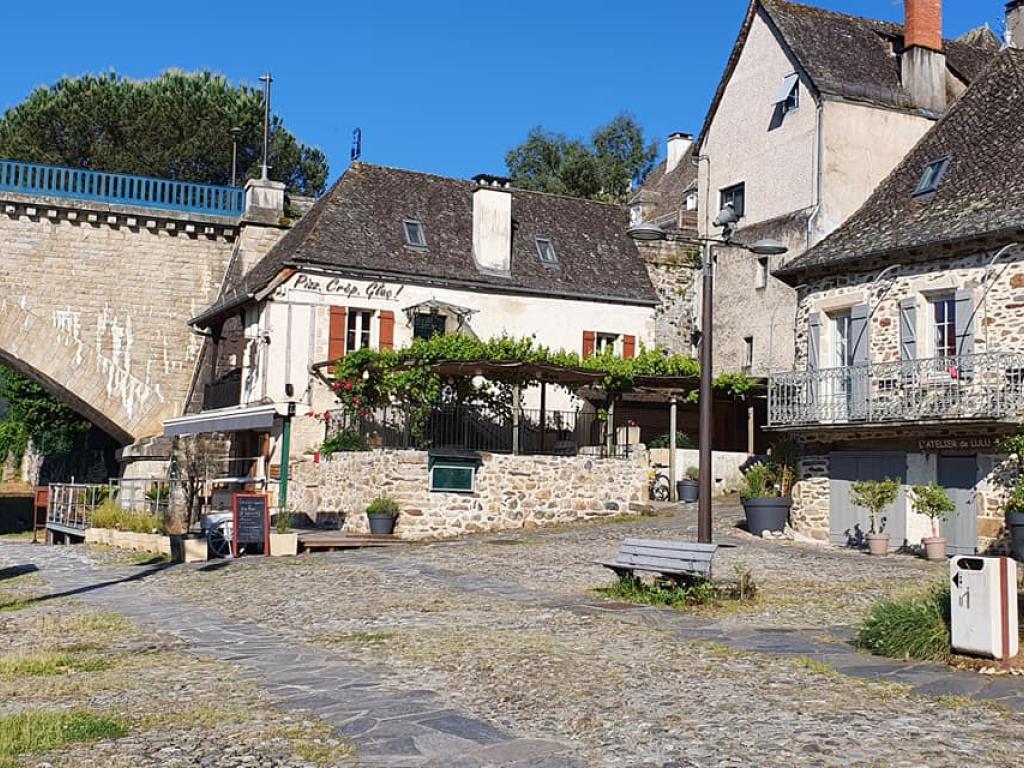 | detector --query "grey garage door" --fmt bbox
[937,455,979,556]
[830,452,908,549]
